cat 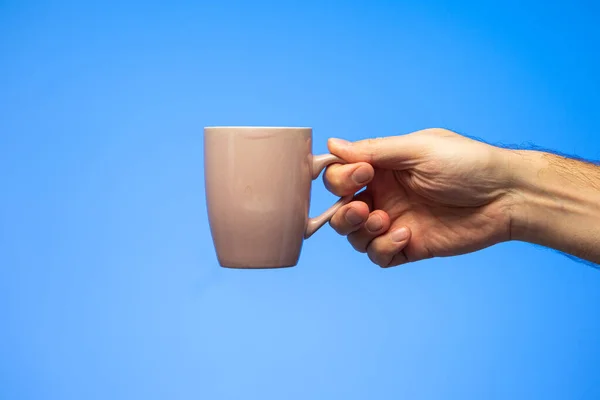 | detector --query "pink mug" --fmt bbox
[204,126,353,269]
